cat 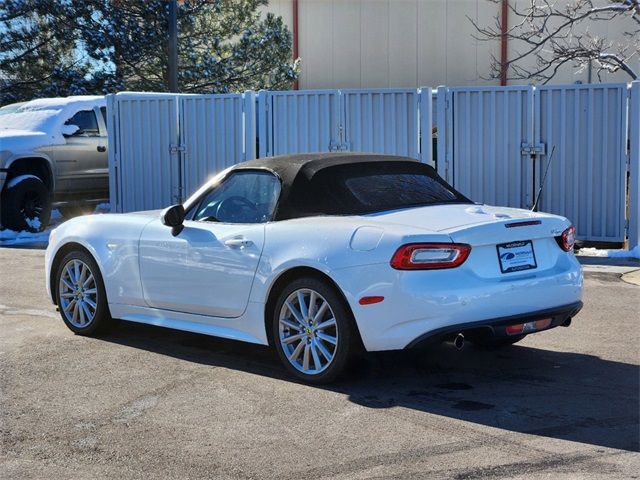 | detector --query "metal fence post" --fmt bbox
[243,91,256,161]
[419,87,433,167]
[257,91,270,158]
[629,81,640,249]
[106,94,120,212]
[436,86,449,182]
